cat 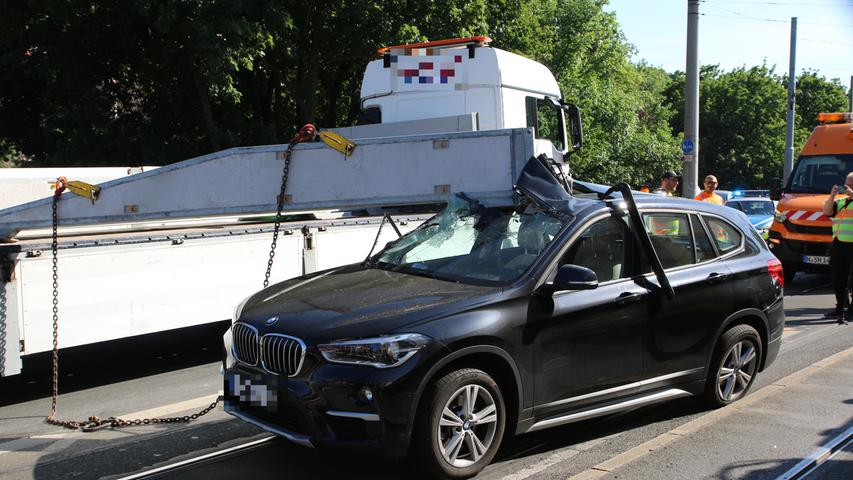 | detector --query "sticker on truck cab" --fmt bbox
[388,46,469,91]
